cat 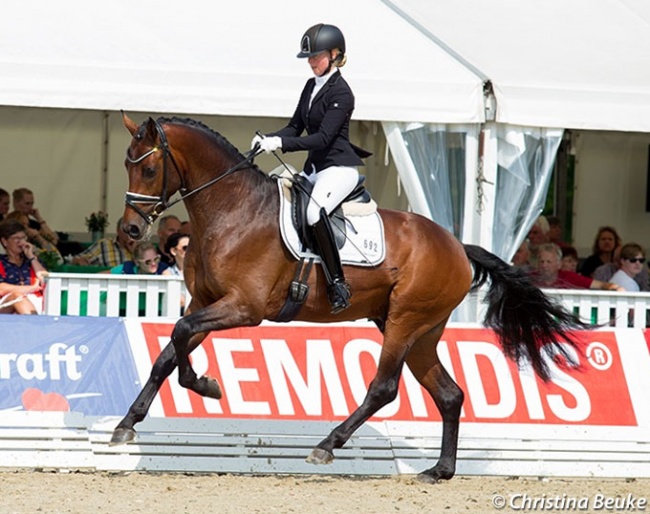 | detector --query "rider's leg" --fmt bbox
[307,166,359,314]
